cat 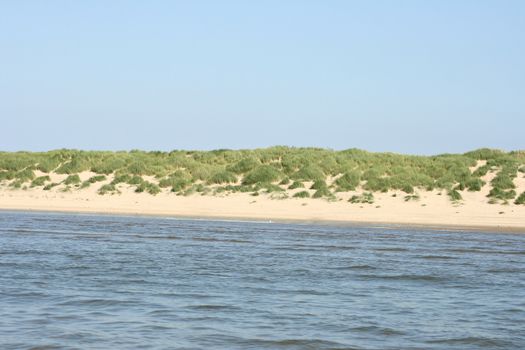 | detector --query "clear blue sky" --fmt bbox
[1,1,523,155]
